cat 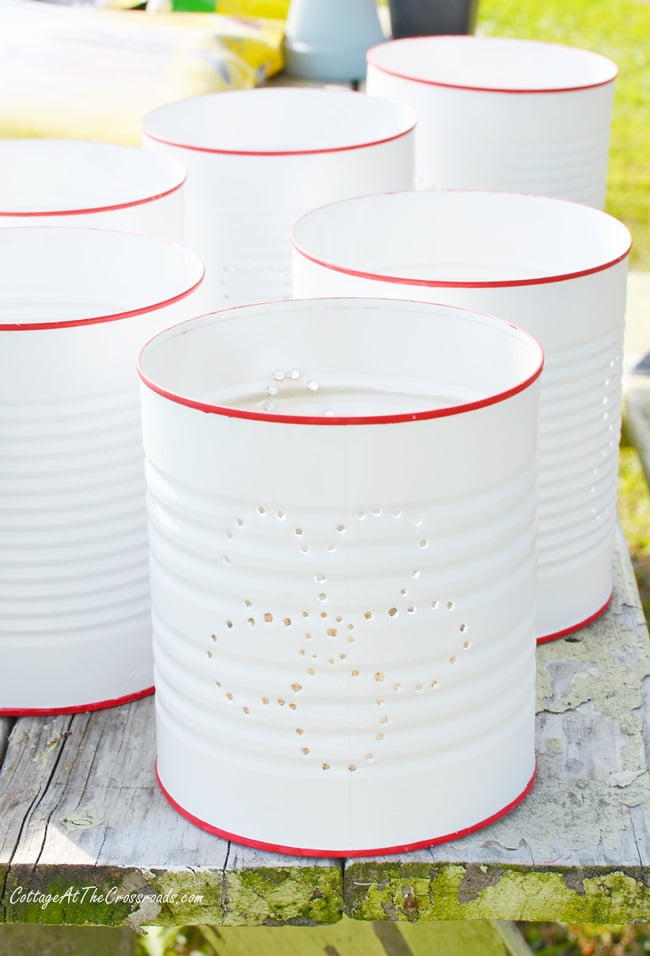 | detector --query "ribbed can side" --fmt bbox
[291,195,629,640]
[366,68,614,207]
[143,88,415,311]
[0,140,185,240]
[143,376,539,853]
[0,289,204,713]
[143,138,414,310]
